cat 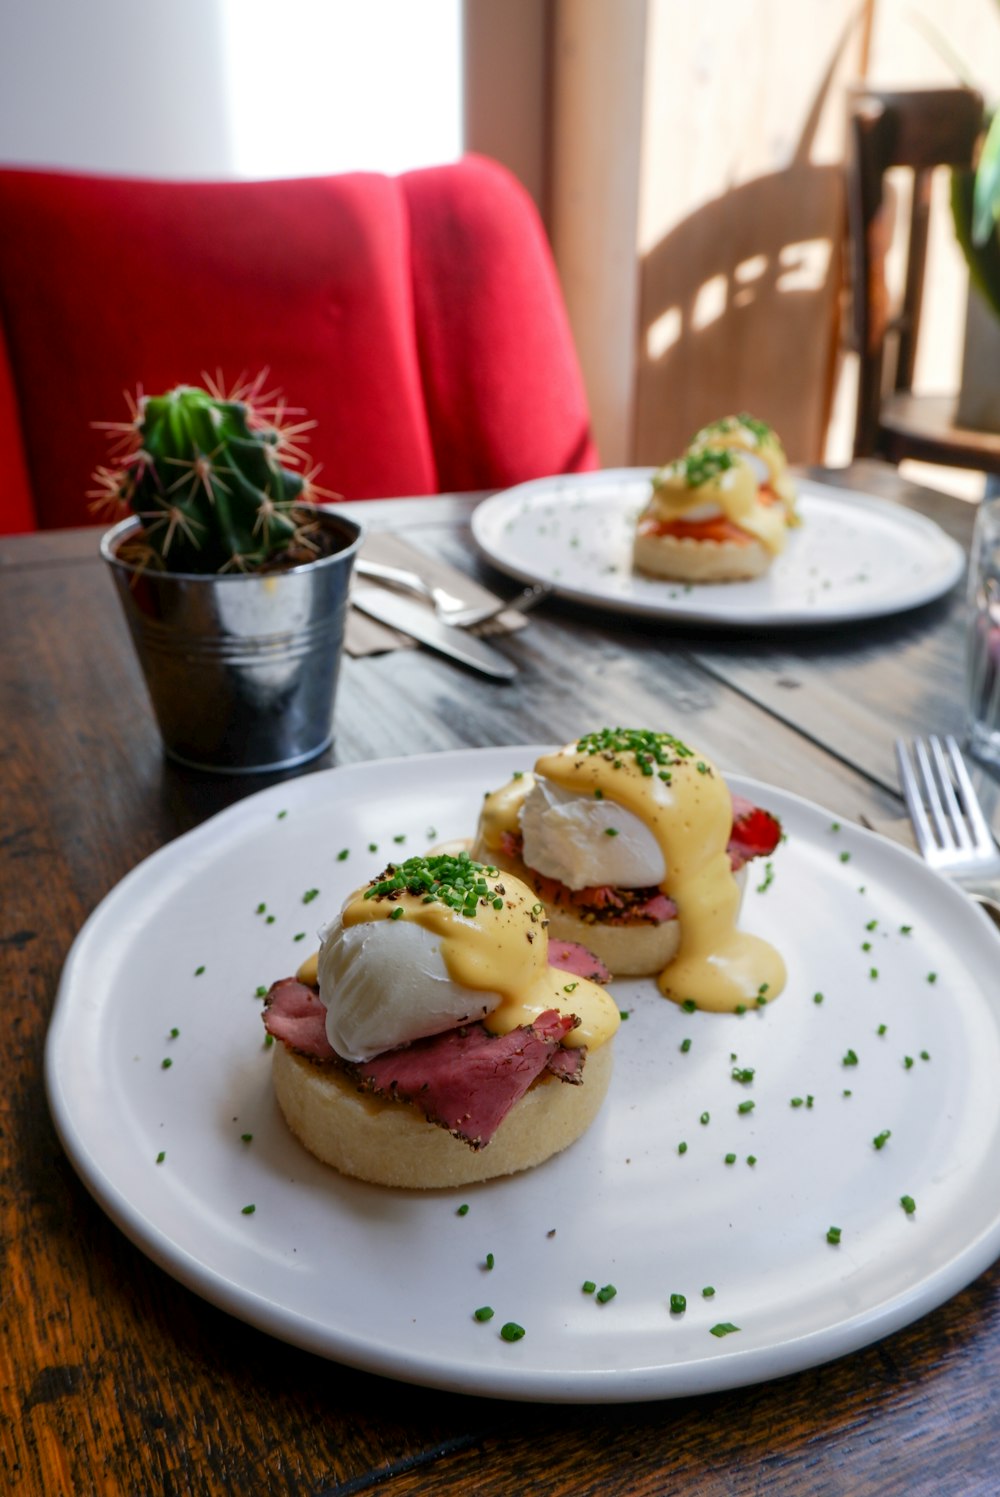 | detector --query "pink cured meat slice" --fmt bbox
[356,1008,578,1147]
[262,983,588,1148]
[547,939,612,984]
[263,978,334,1059]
